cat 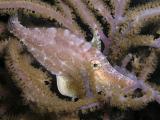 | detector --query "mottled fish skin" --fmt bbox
[8,15,138,99]
[8,15,99,98]
[8,15,93,76]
